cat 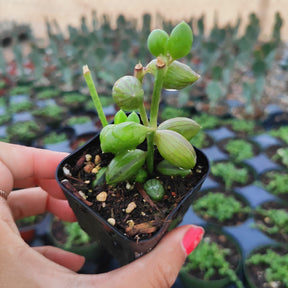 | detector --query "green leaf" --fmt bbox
[112,76,144,110]
[167,21,193,59]
[100,122,151,153]
[114,110,127,124]
[147,29,169,57]
[158,117,201,140]
[143,179,165,201]
[157,160,191,177]
[106,149,146,184]
[155,129,196,169]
